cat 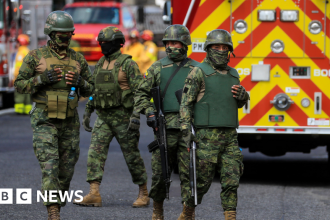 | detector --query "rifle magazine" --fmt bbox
[147,140,159,153]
